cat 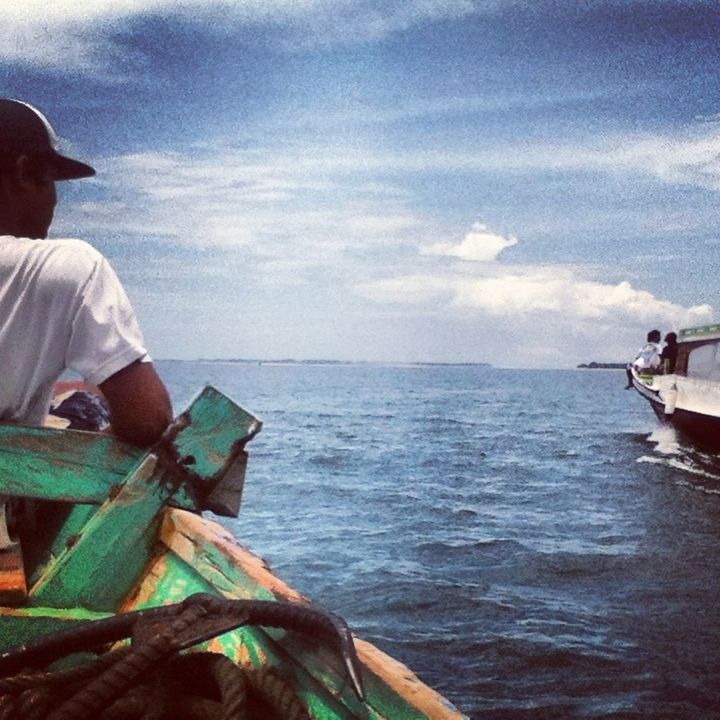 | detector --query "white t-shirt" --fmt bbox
[632,341,662,370]
[0,236,148,426]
